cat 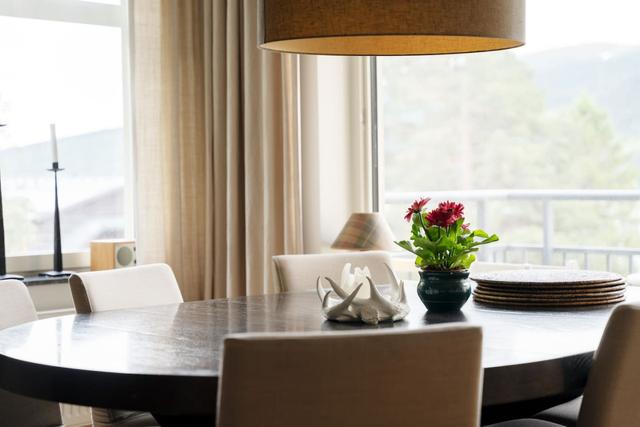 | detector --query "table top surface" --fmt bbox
[0,283,637,414]
[1,284,637,375]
